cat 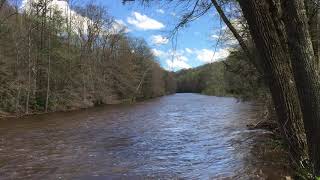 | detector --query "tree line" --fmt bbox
[175,48,267,100]
[127,0,320,178]
[0,0,176,116]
